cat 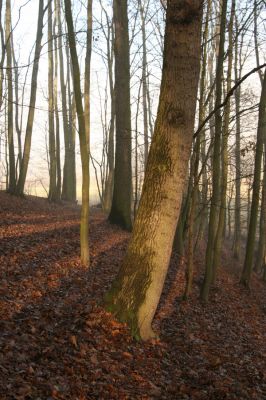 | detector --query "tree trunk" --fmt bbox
[201,0,227,301]
[5,0,16,193]
[105,0,203,340]
[138,0,149,166]
[184,0,211,300]
[64,0,90,267]
[241,68,266,286]
[103,16,115,213]
[212,0,235,281]
[0,0,6,111]
[57,0,72,201]
[233,19,242,259]
[108,0,132,231]
[48,0,57,201]
[65,37,76,201]
[53,7,61,201]
[15,0,45,196]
